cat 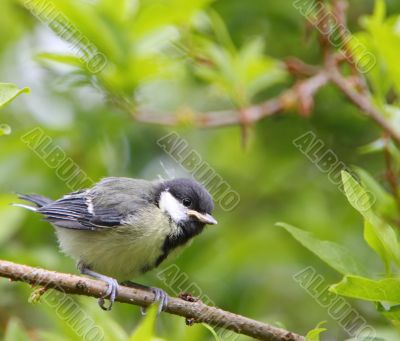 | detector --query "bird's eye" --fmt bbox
[182,198,192,207]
